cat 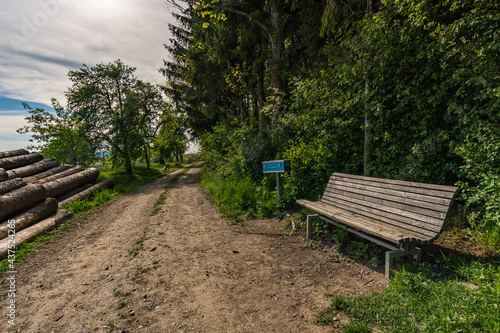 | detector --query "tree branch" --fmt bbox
[194,5,274,44]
